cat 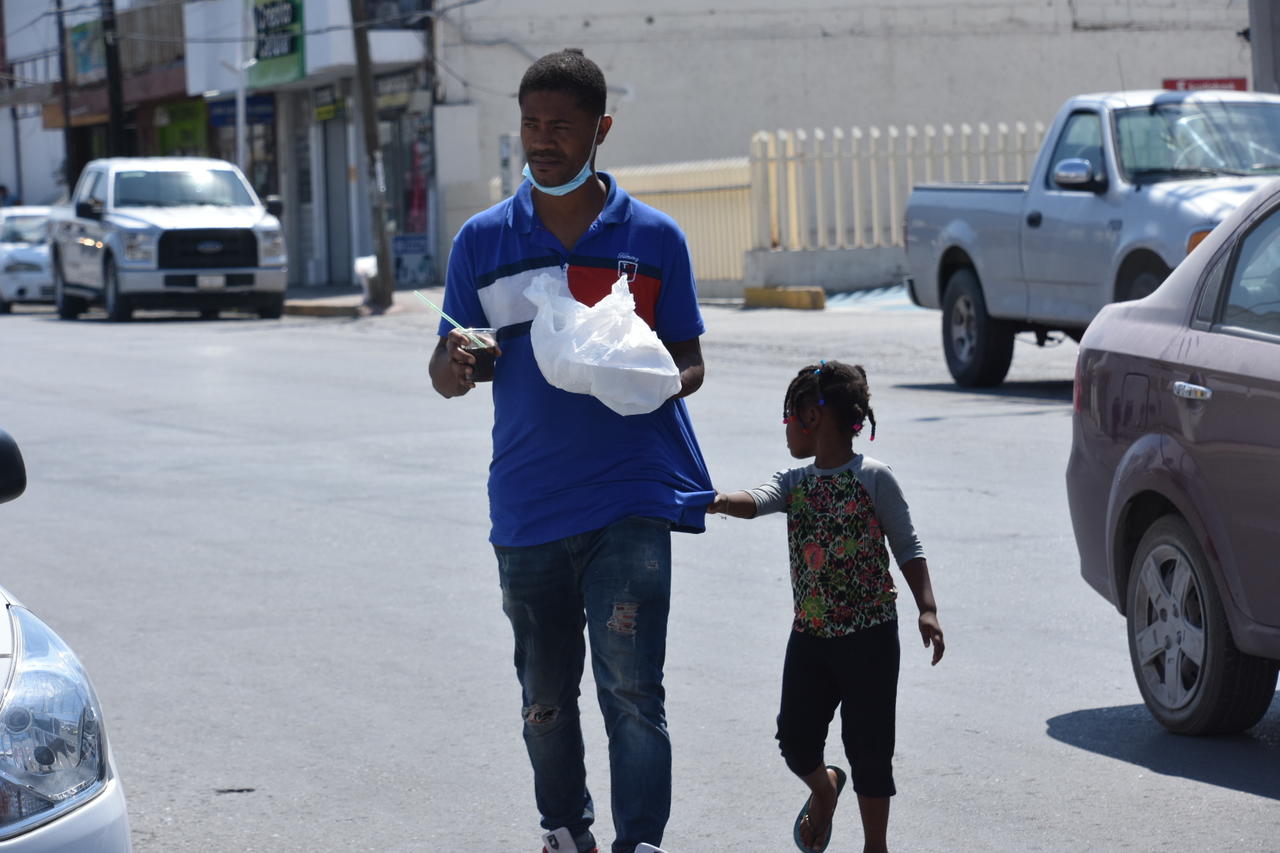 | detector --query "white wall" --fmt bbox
[432,0,1252,238]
